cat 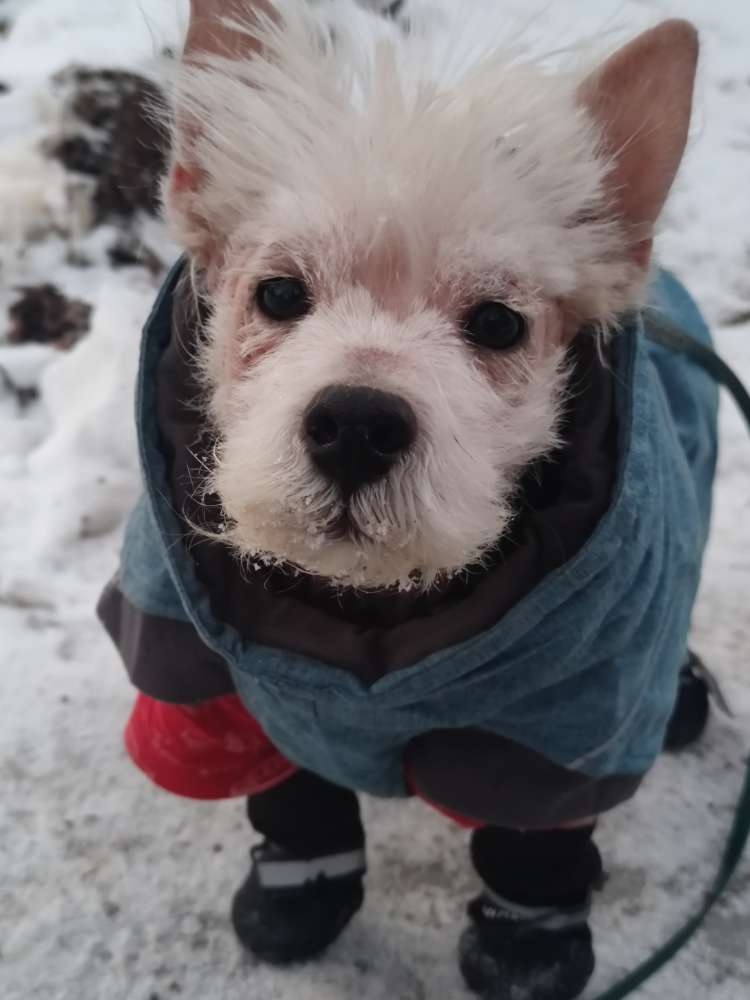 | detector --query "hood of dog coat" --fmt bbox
[101,260,718,808]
